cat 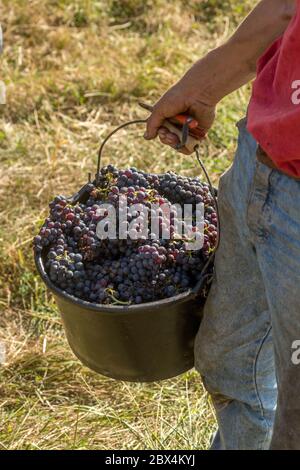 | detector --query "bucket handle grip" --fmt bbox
[95,119,220,297]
